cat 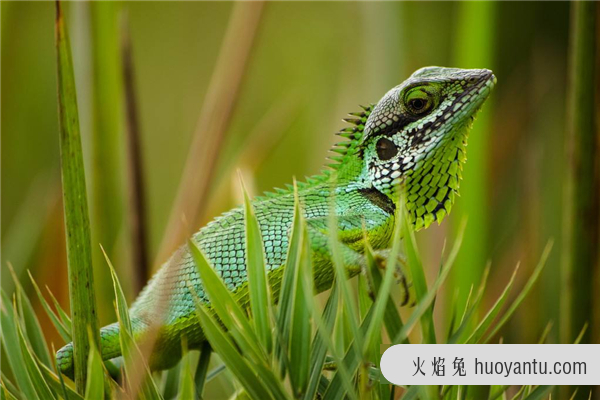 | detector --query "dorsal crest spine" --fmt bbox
[327,104,374,170]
